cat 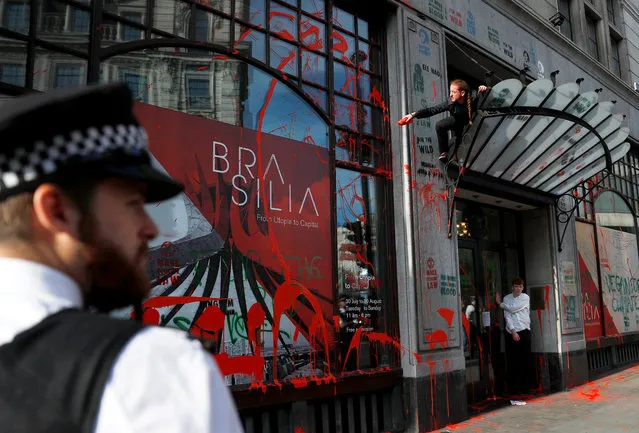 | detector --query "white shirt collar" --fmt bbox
[0,257,83,312]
